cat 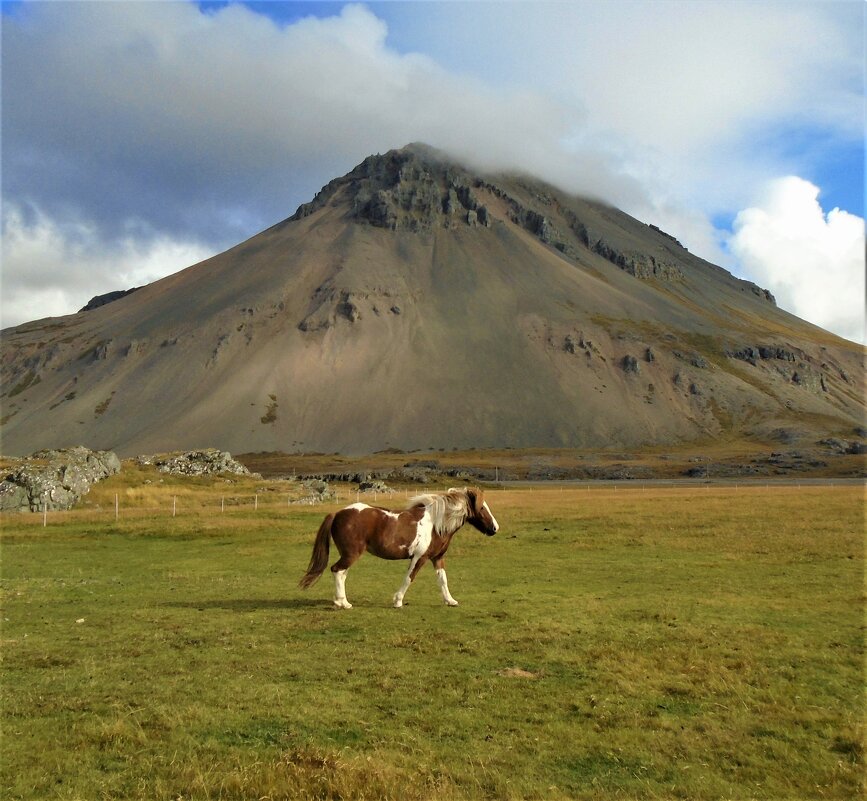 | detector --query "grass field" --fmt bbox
[1,480,864,800]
